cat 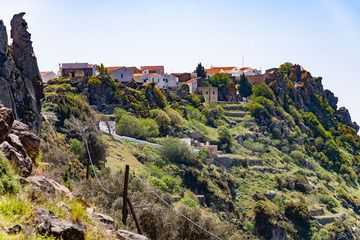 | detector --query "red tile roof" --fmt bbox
[140,66,164,71]
[206,66,236,75]
[105,66,123,72]
[186,77,199,83]
[240,67,250,71]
